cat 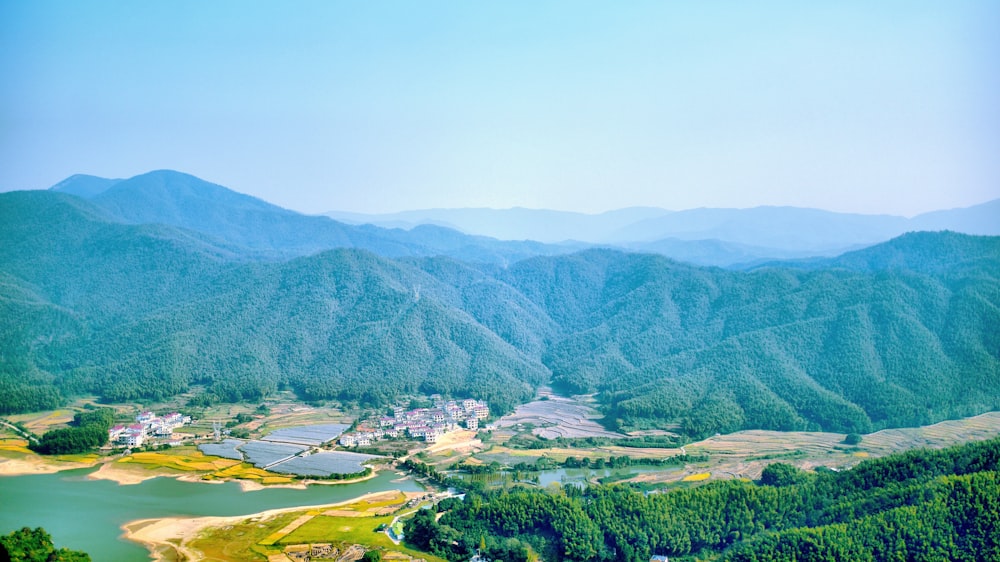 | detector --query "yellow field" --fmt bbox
[205,463,295,484]
[0,438,31,454]
[682,472,711,482]
[114,448,297,484]
[118,450,240,472]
